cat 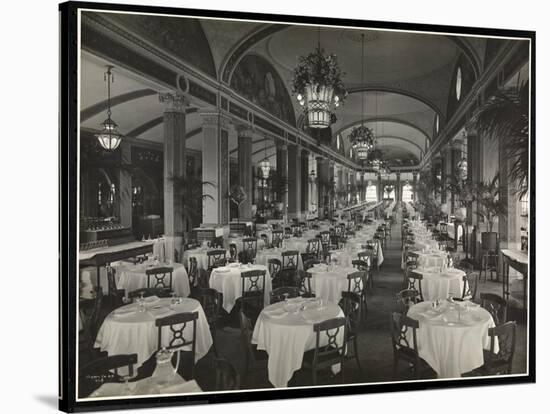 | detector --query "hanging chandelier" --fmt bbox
[292,27,347,129]
[95,66,123,151]
[259,138,271,179]
[350,34,375,160]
